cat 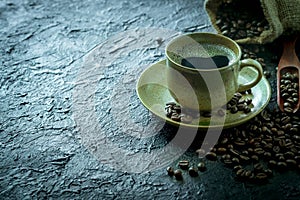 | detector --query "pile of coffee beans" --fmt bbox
[166,160,207,180]
[279,71,299,113]
[215,1,269,40]
[165,102,194,123]
[226,92,252,114]
[165,93,253,123]
[241,46,267,67]
[196,109,300,183]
